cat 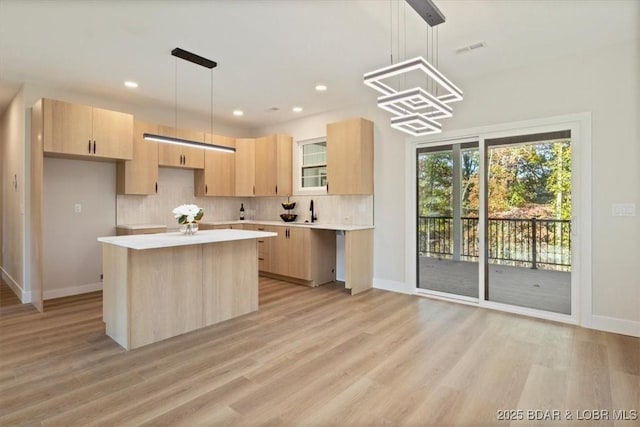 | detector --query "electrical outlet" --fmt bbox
[612,203,636,217]
[74,203,82,213]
